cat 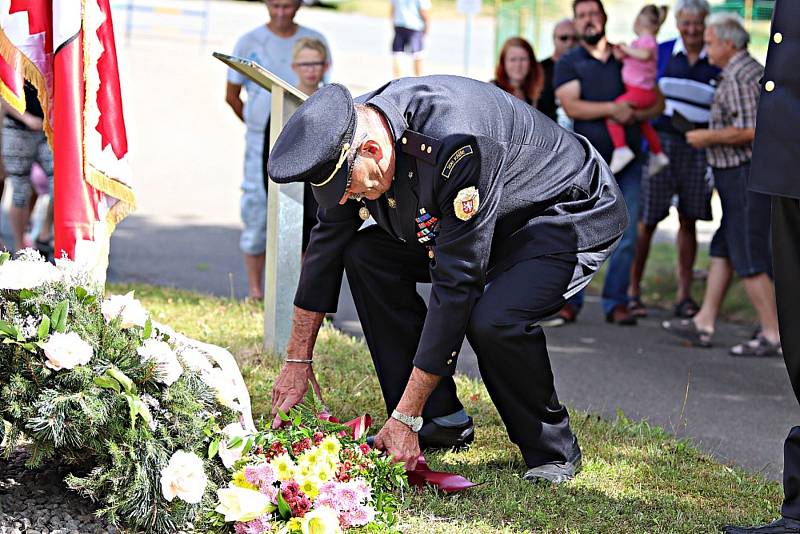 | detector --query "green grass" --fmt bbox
[589,242,758,323]
[109,282,782,533]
